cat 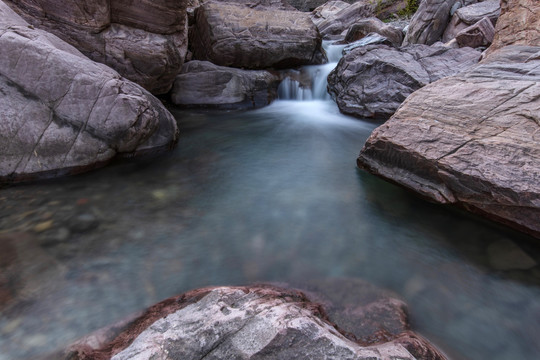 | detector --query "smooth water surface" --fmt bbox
[1,100,539,360]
